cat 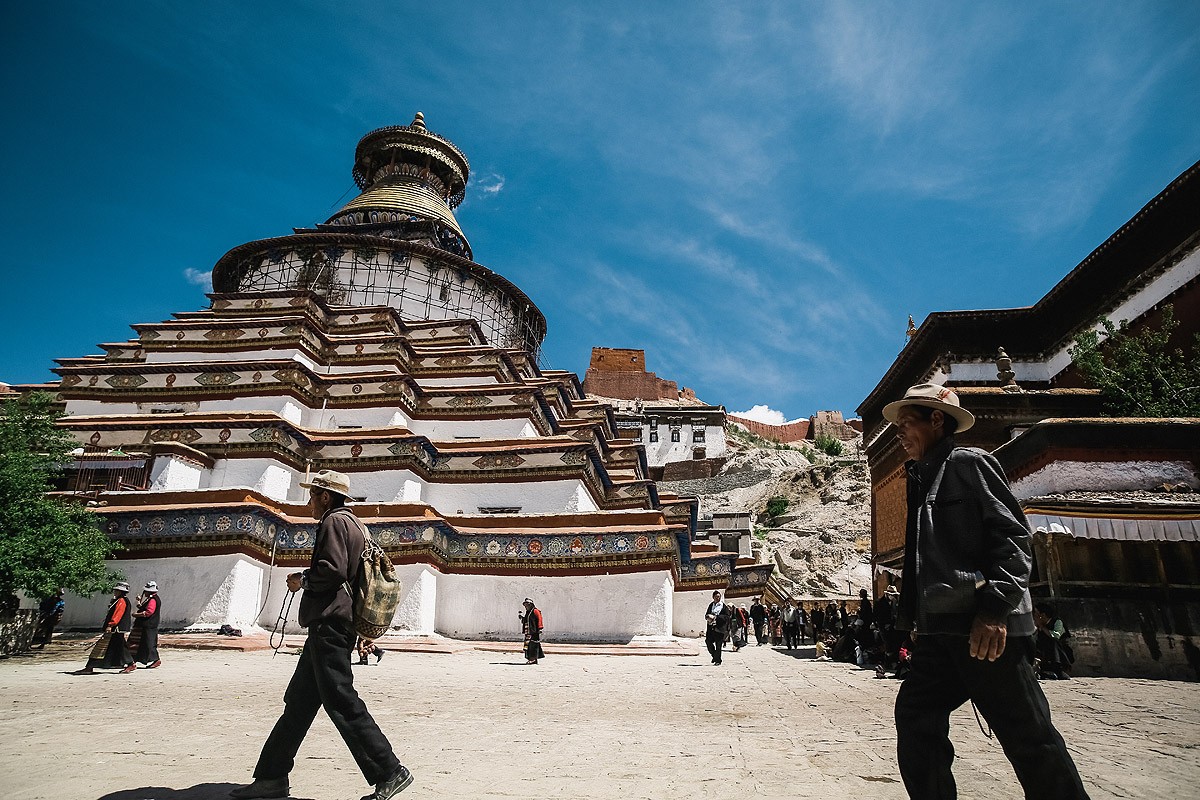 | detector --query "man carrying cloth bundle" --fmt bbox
[885,384,1090,799]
